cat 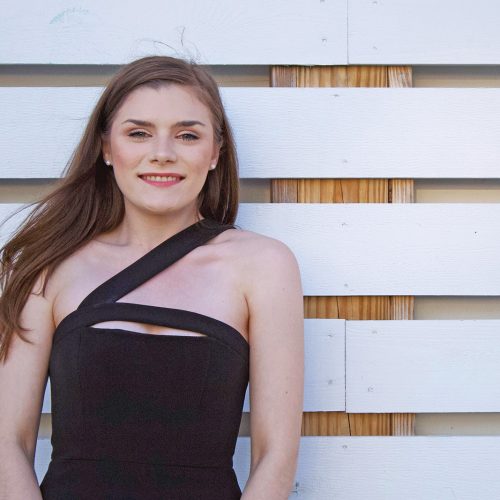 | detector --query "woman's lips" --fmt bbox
[139,174,184,187]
